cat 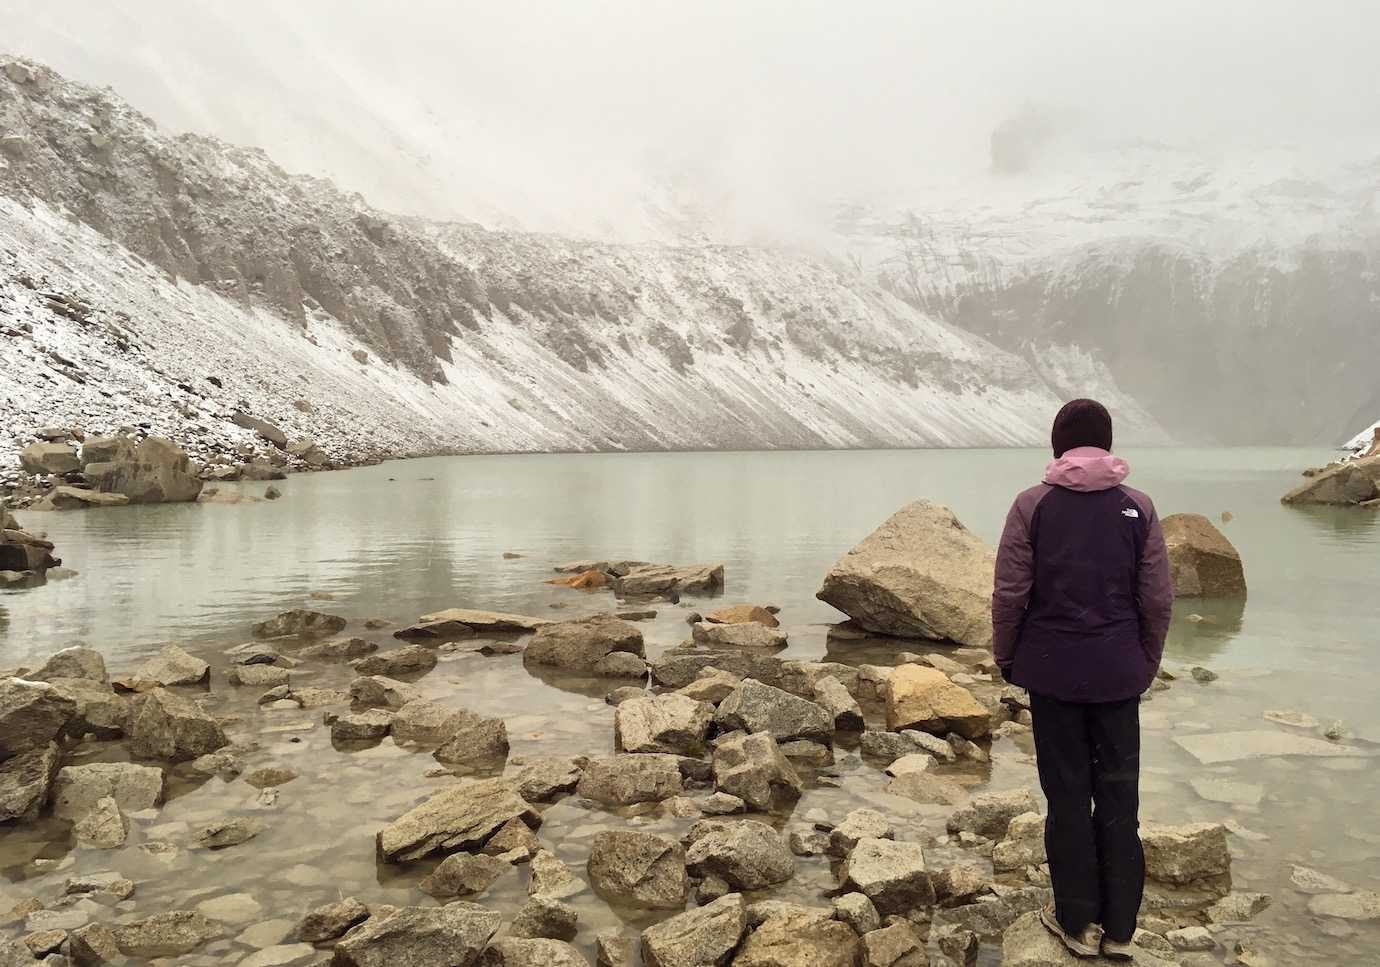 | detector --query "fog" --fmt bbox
[3,0,1379,240]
